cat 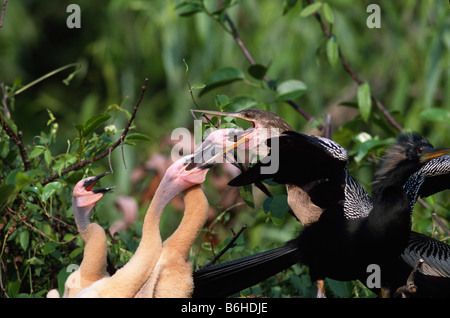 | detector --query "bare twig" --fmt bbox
[46,213,78,233]
[217,1,319,128]
[0,0,7,28]
[306,0,404,133]
[0,117,31,171]
[204,225,247,267]
[417,198,450,236]
[41,78,149,185]
[394,258,424,298]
